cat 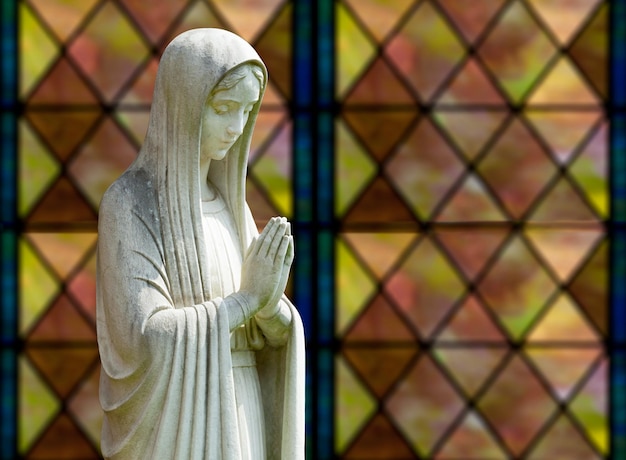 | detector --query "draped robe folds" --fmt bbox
[96,29,305,459]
